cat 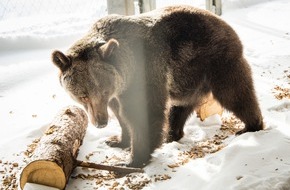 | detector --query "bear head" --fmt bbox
[51,38,120,128]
